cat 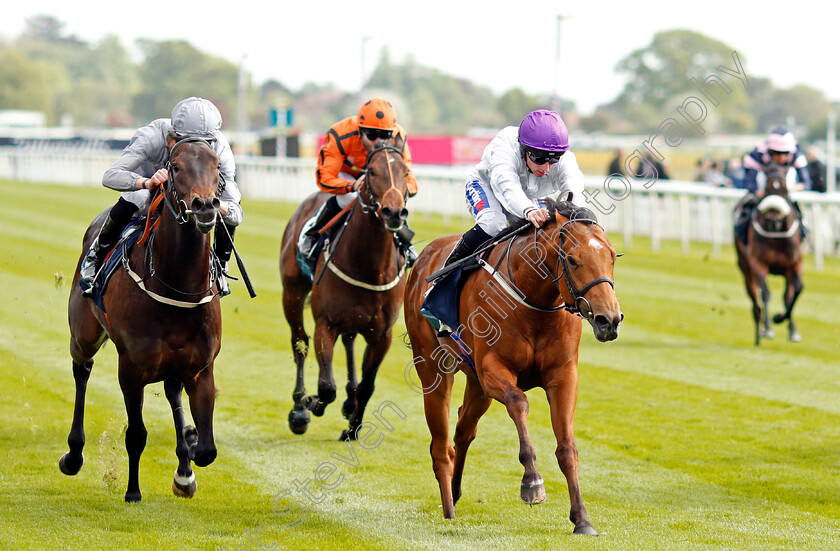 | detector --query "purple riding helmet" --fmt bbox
[518,110,570,159]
